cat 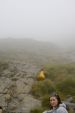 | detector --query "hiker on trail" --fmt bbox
[37,68,45,80]
[43,94,68,113]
